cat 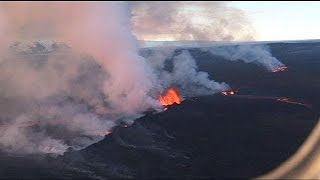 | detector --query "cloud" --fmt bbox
[130,1,256,41]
